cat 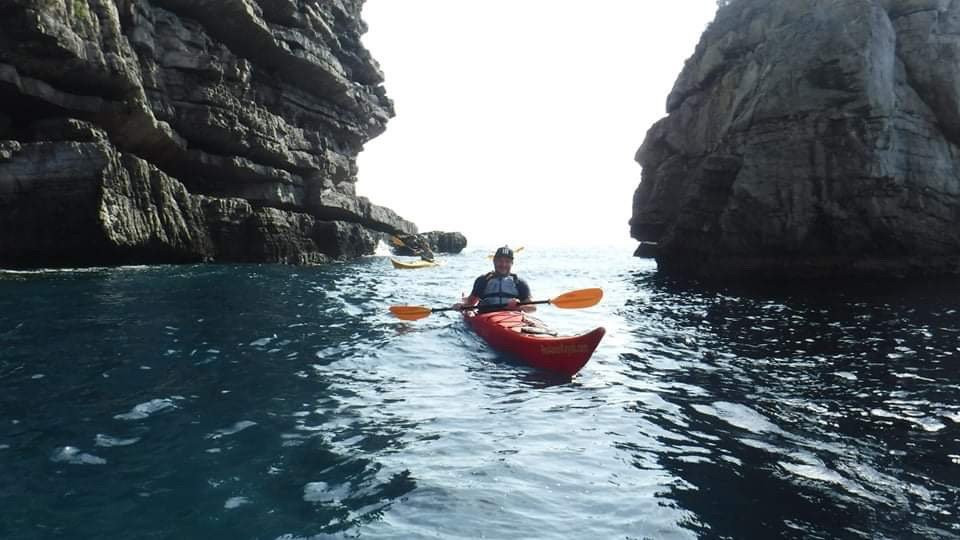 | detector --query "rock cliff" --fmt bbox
[0,0,416,268]
[631,0,960,279]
